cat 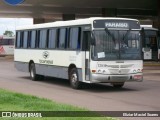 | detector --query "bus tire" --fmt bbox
[29,63,41,81]
[112,82,124,88]
[69,68,82,89]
